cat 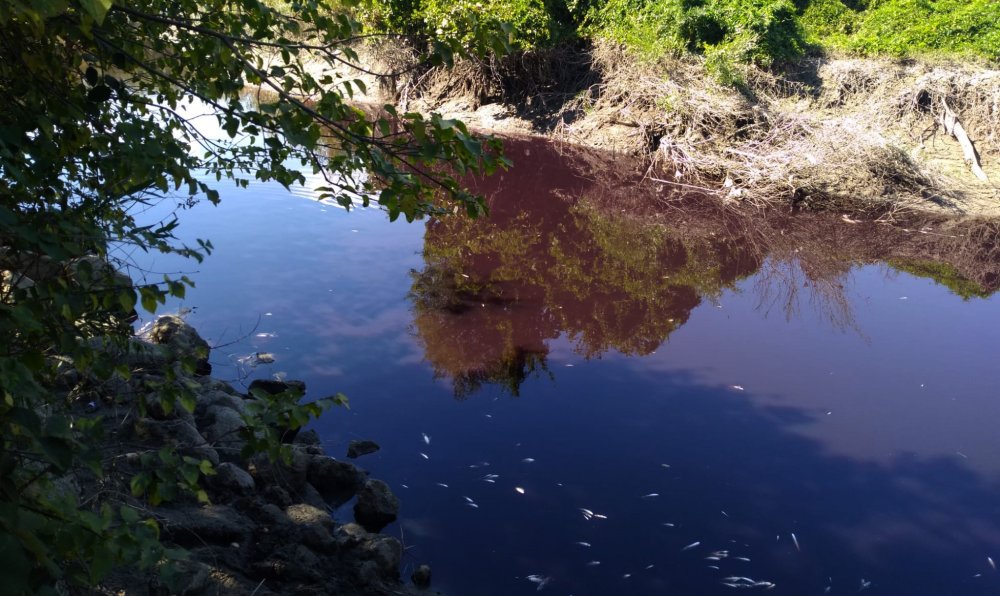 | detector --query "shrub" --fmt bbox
[590,0,806,66]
